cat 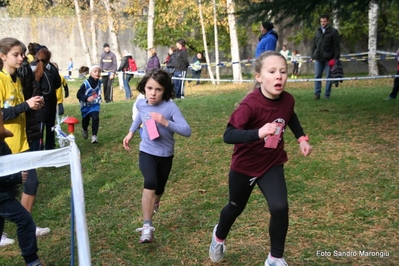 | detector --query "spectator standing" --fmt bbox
[291,50,302,79]
[255,21,278,58]
[173,39,189,98]
[67,58,73,79]
[30,47,62,150]
[53,63,69,116]
[190,52,203,85]
[0,38,49,244]
[279,45,290,61]
[100,43,117,103]
[310,14,340,99]
[118,50,135,100]
[146,47,160,74]
[385,48,399,100]
[164,45,177,76]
